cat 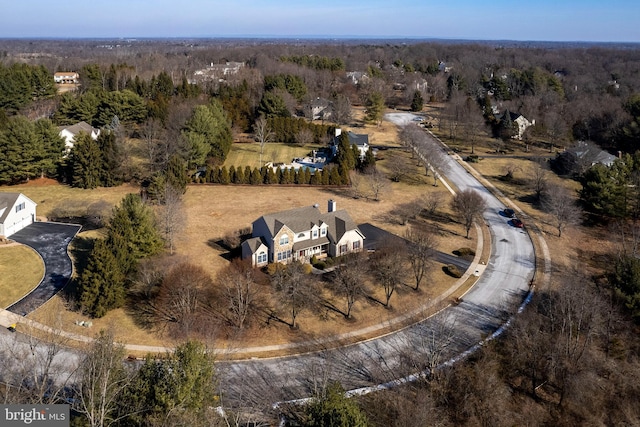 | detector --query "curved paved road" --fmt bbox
[216,114,535,407]
[6,222,81,315]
